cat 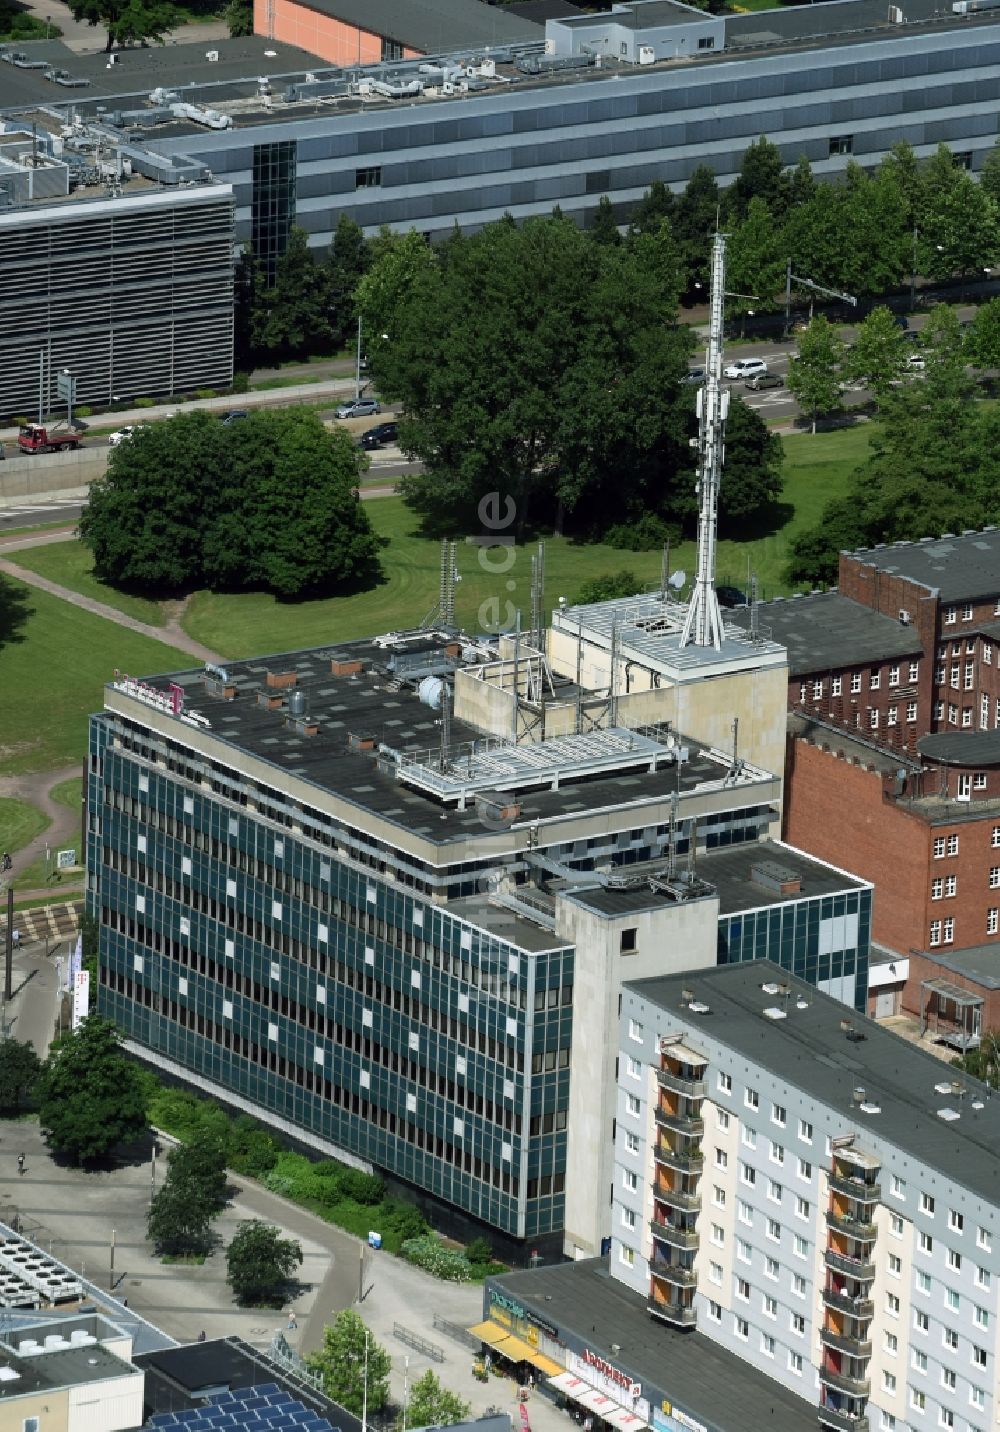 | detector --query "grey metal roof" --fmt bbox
[726,0,946,45]
[625,961,1000,1207]
[918,731,1000,767]
[700,838,868,914]
[930,945,1000,992]
[287,0,542,51]
[729,590,923,676]
[489,1259,814,1432]
[848,528,1000,604]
